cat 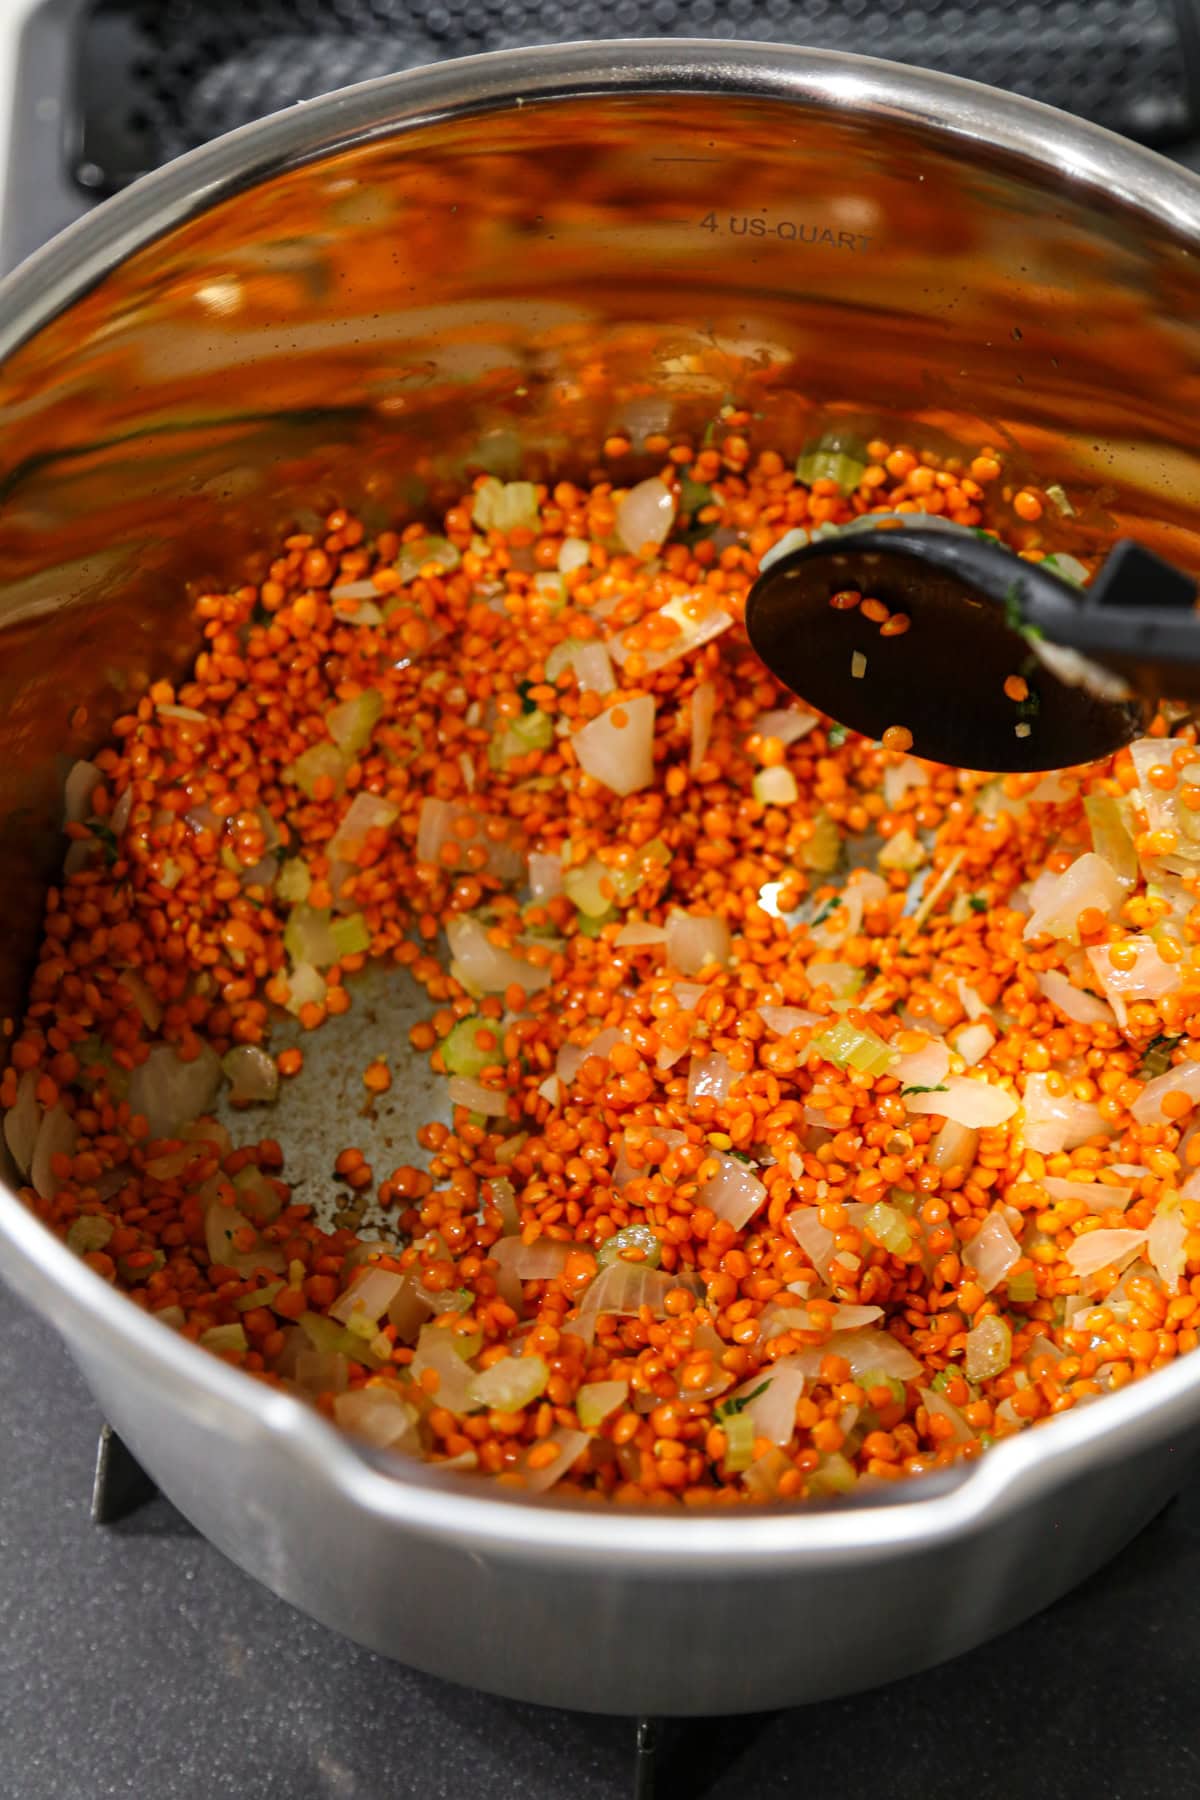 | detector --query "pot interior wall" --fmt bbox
[2,86,1200,1025]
